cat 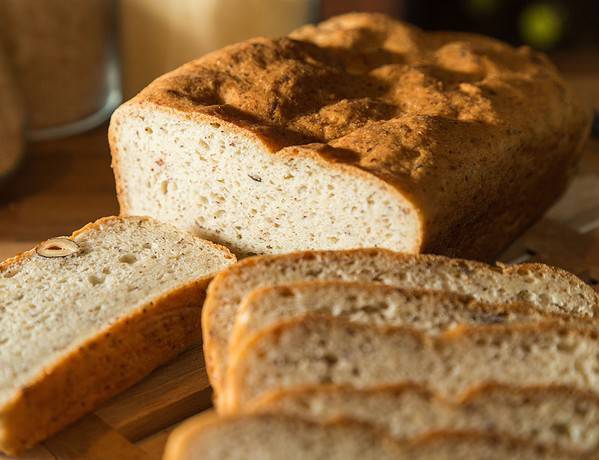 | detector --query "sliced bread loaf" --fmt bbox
[253,383,599,454]
[163,411,580,460]
[224,317,599,411]
[109,13,590,261]
[230,280,580,355]
[204,249,599,397]
[0,216,235,454]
